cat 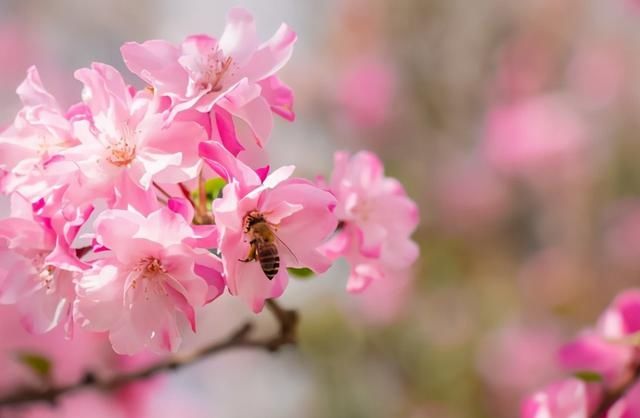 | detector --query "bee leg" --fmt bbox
[239,242,257,263]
